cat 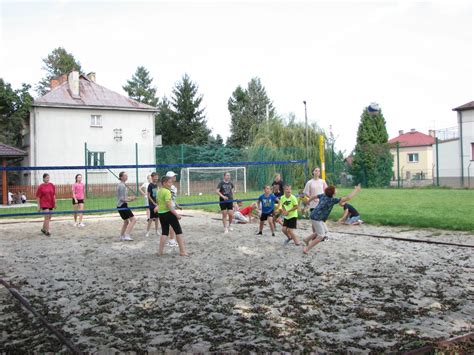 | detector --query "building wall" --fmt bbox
[391,145,434,181]
[27,106,155,185]
[459,110,474,184]
[433,139,460,178]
